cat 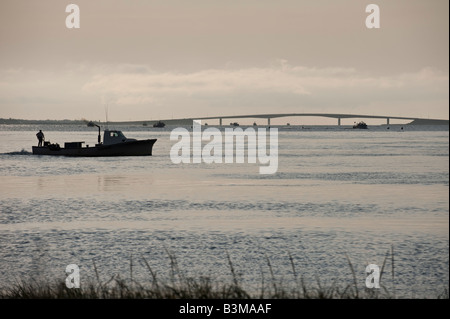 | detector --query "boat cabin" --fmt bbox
[103,130,136,145]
